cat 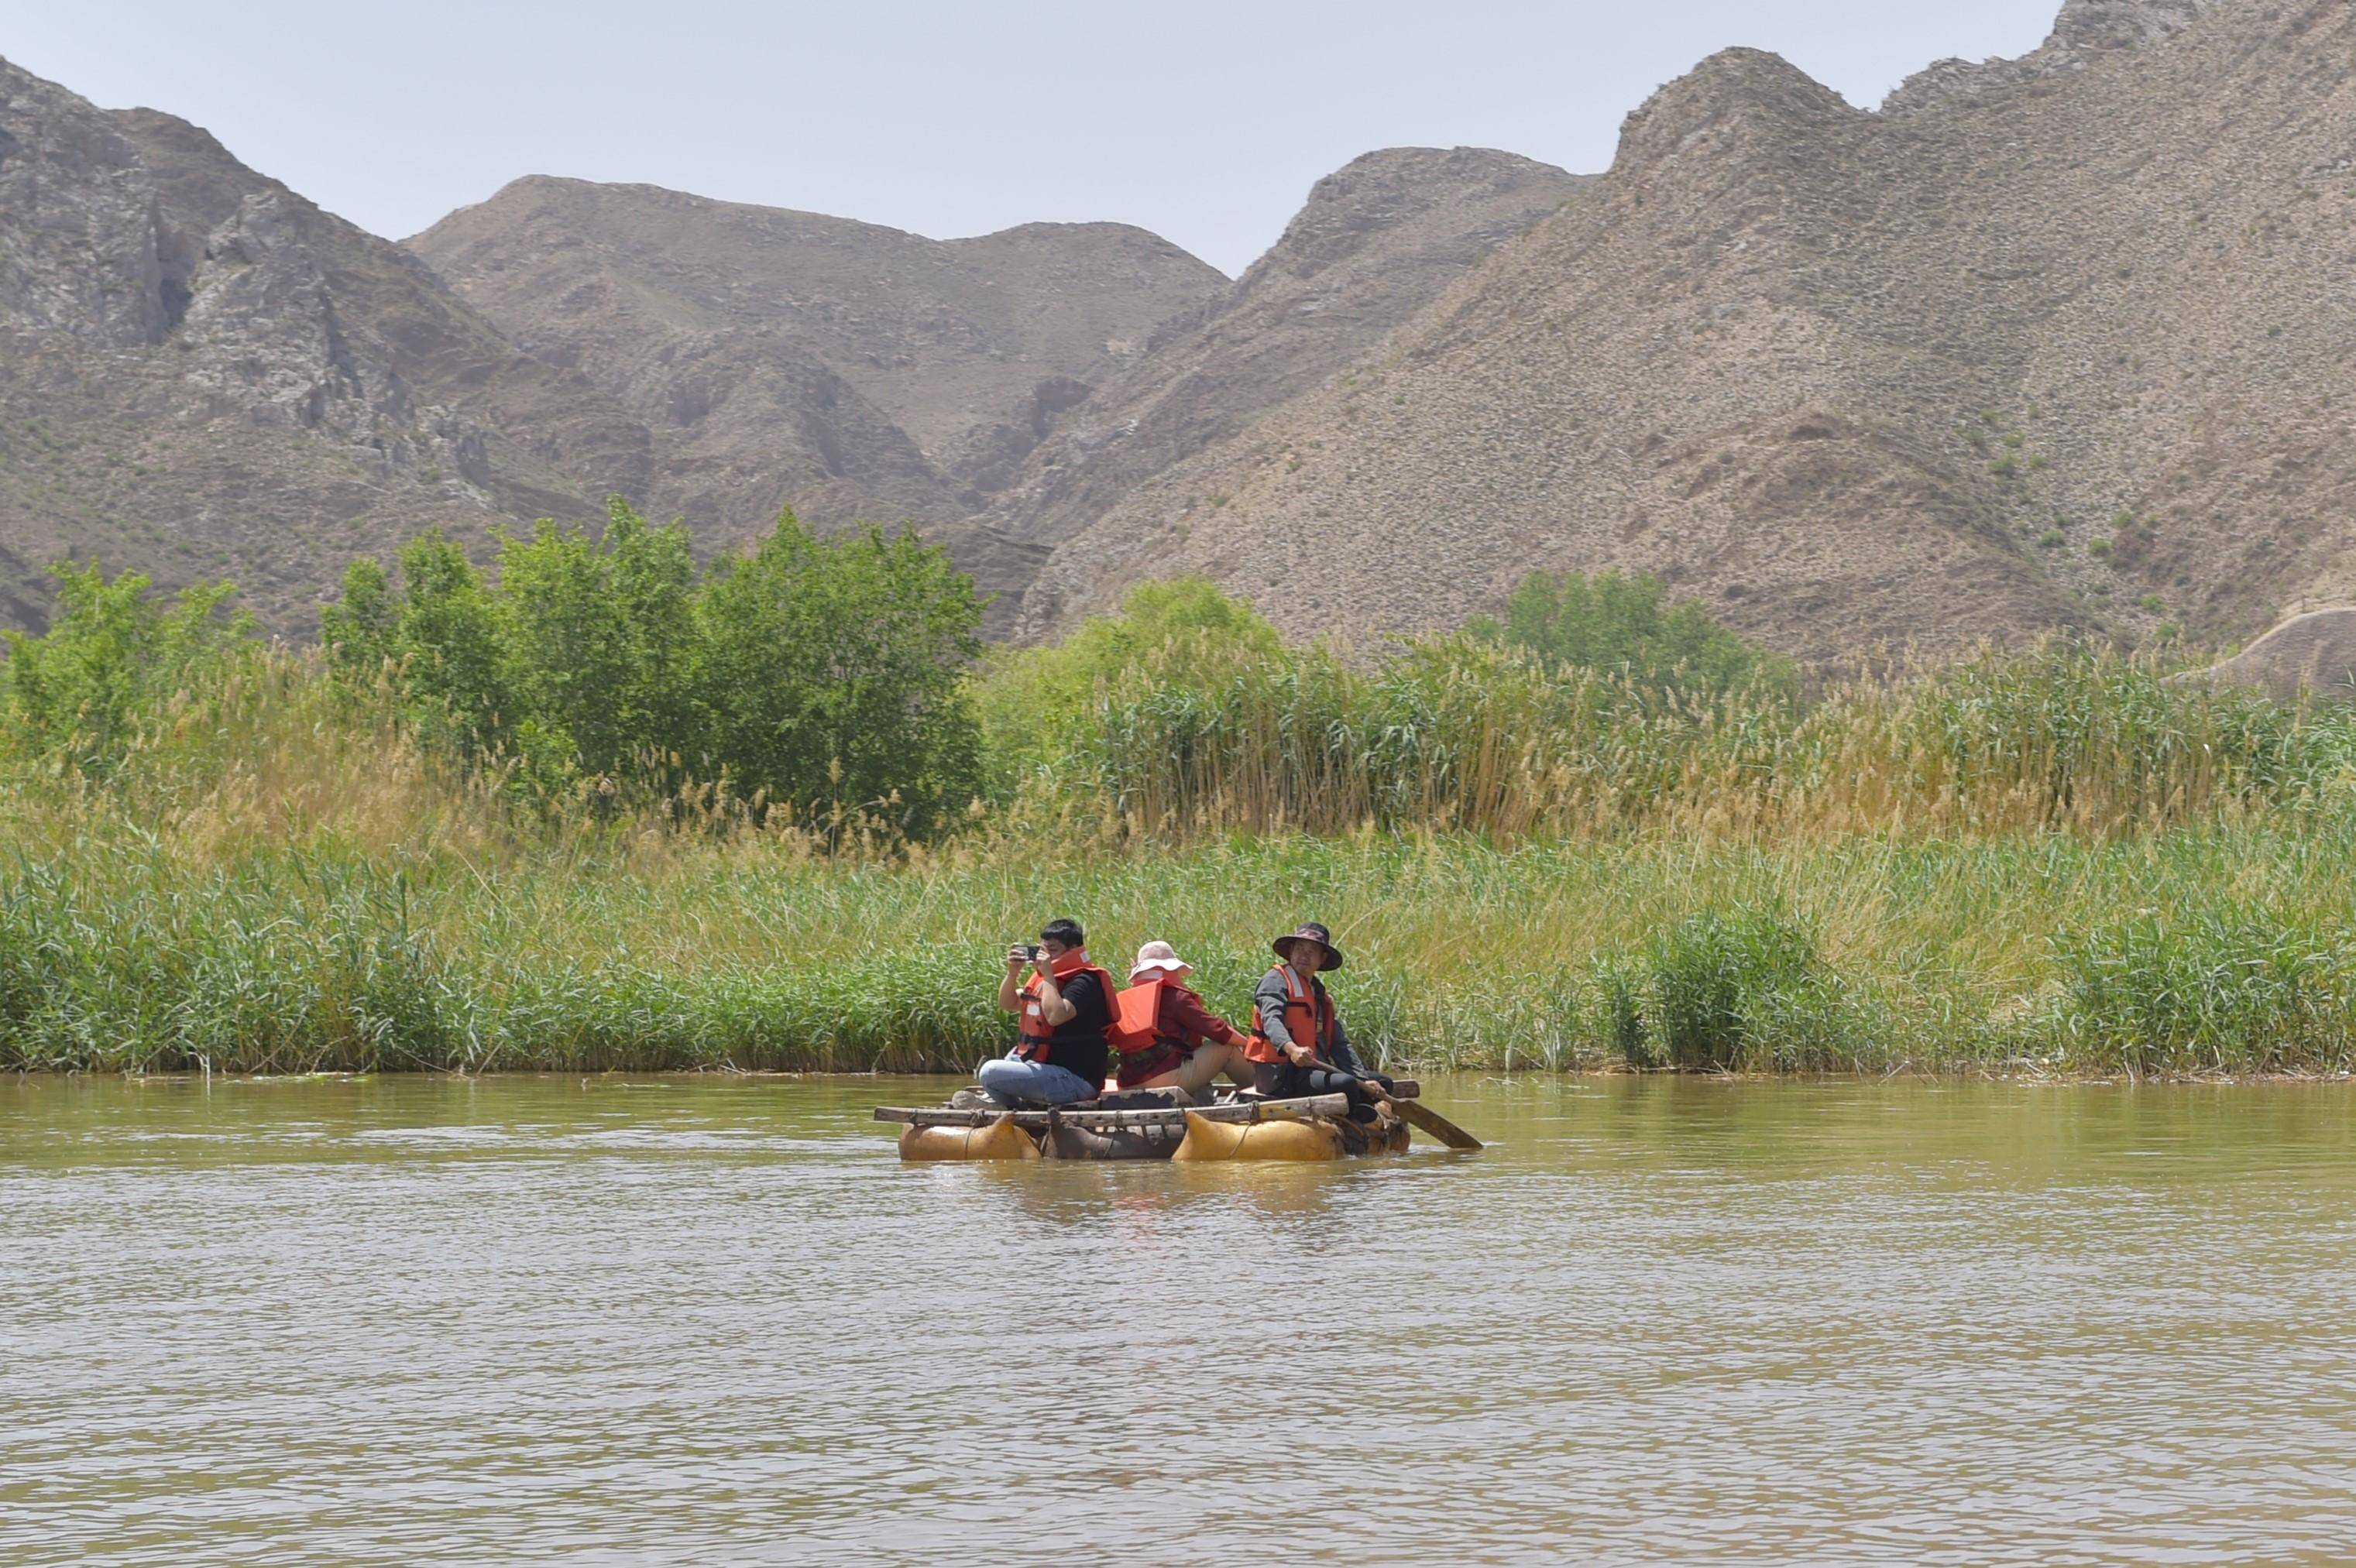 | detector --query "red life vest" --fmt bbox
[1016,950,1118,1072]
[1245,962,1337,1065]
[1108,977,1167,1059]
